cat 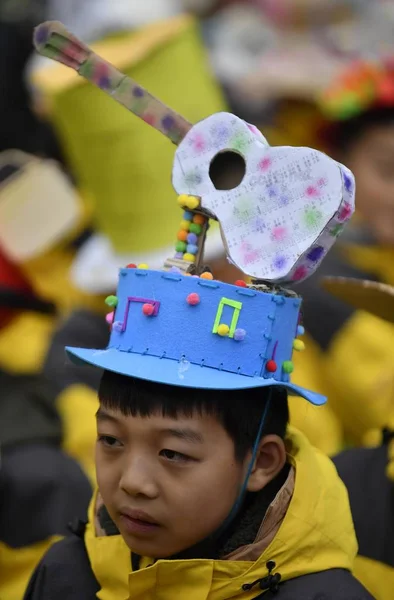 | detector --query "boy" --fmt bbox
[24,375,373,599]
[25,20,373,599]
